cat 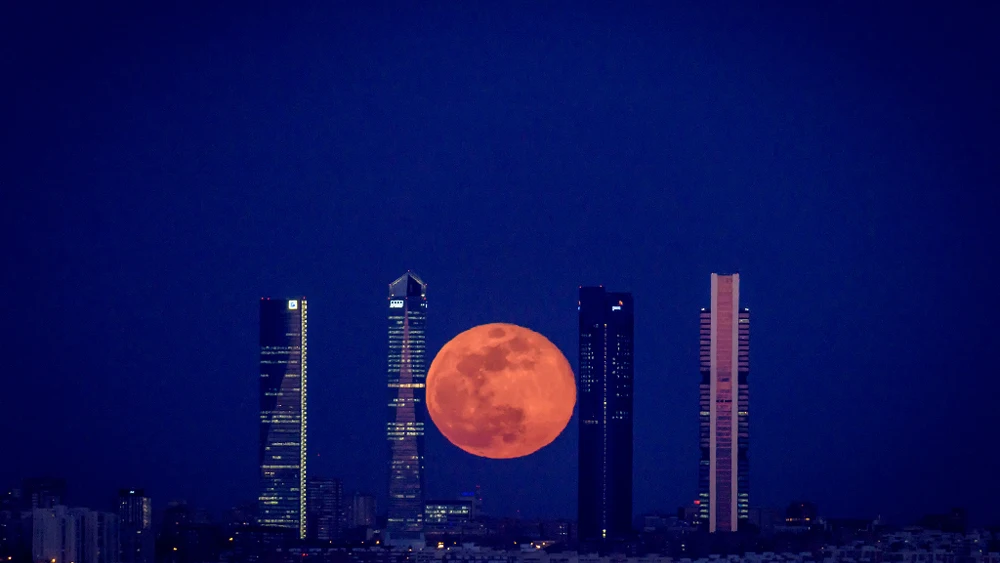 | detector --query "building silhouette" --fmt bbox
[346,493,376,530]
[258,297,309,538]
[577,286,634,546]
[785,501,818,526]
[386,272,428,544]
[156,501,228,563]
[118,489,152,563]
[307,477,344,542]
[23,477,66,510]
[698,273,750,532]
[0,489,27,561]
